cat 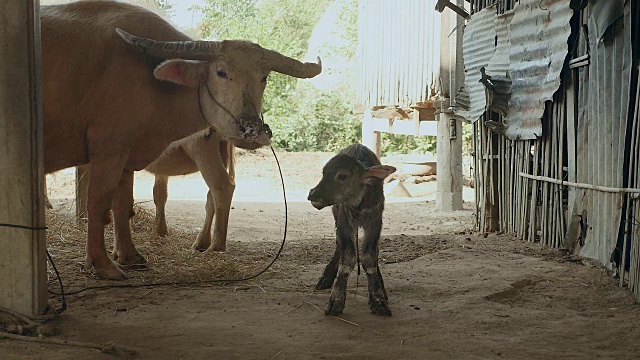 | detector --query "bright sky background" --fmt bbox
[168,0,207,29]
